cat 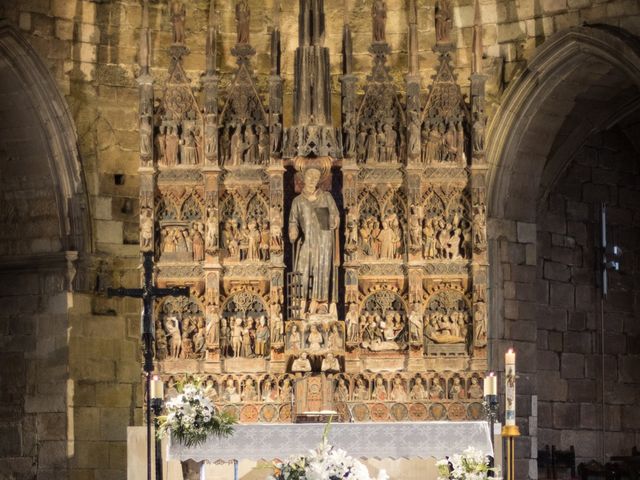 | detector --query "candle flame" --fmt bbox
[508,348,514,353]
[489,372,495,377]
